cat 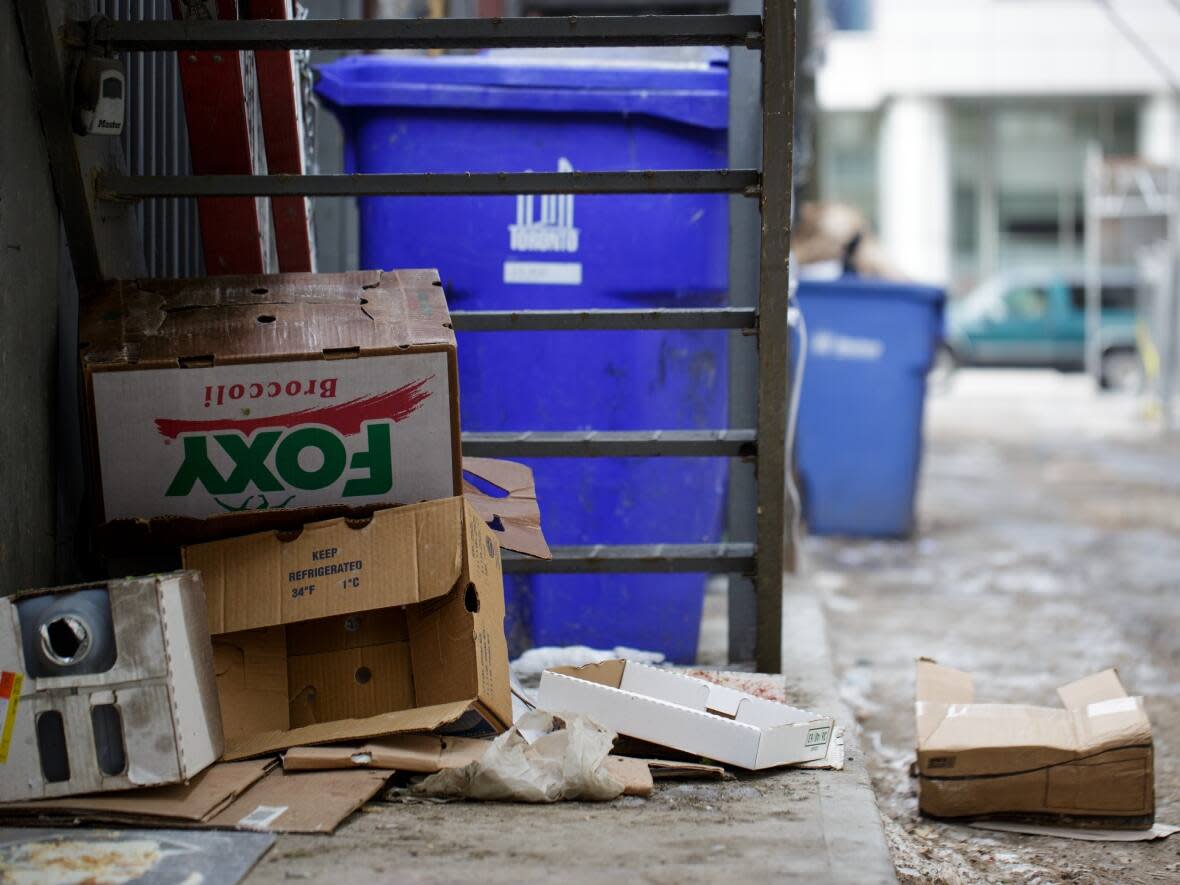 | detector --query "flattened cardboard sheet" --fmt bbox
[0,760,273,824]
[0,761,387,834]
